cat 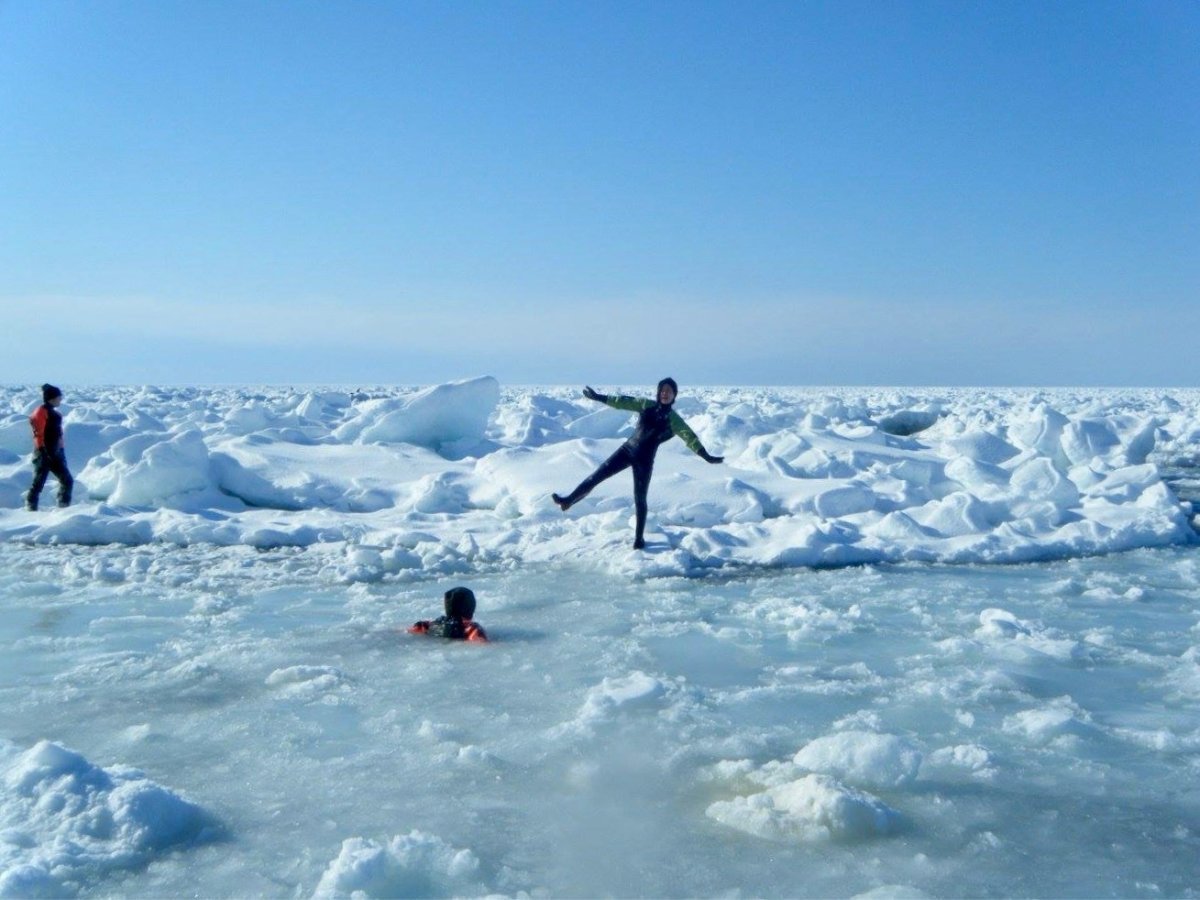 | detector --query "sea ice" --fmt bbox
[312,831,482,899]
[2,383,1200,896]
[1,383,1195,573]
[0,739,213,897]
[706,773,900,842]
